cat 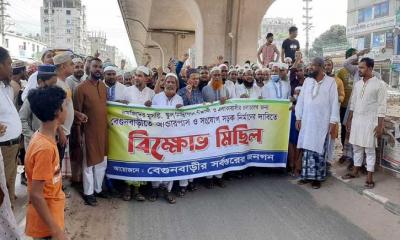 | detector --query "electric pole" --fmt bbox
[302,0,313,60]
[0,0,10,46]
